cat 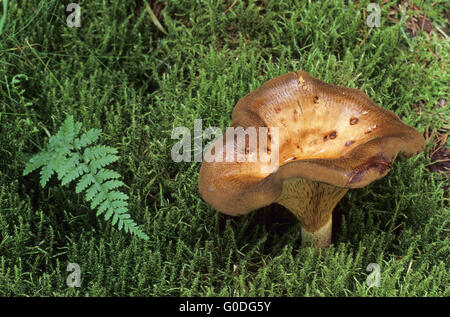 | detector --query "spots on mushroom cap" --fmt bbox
[345,140,354,147]
[324,131,337,141]
[329,131,337,139]
[313,96,320,104]
[350,117,359,125]
[298,75,307,89]
[284,156,297,163]
[365,124,378,134]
